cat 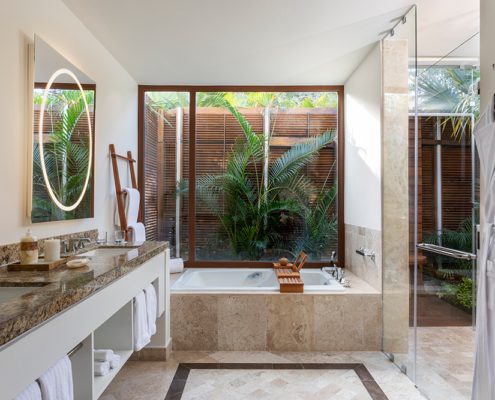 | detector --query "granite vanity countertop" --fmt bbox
[0,241,169,348]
